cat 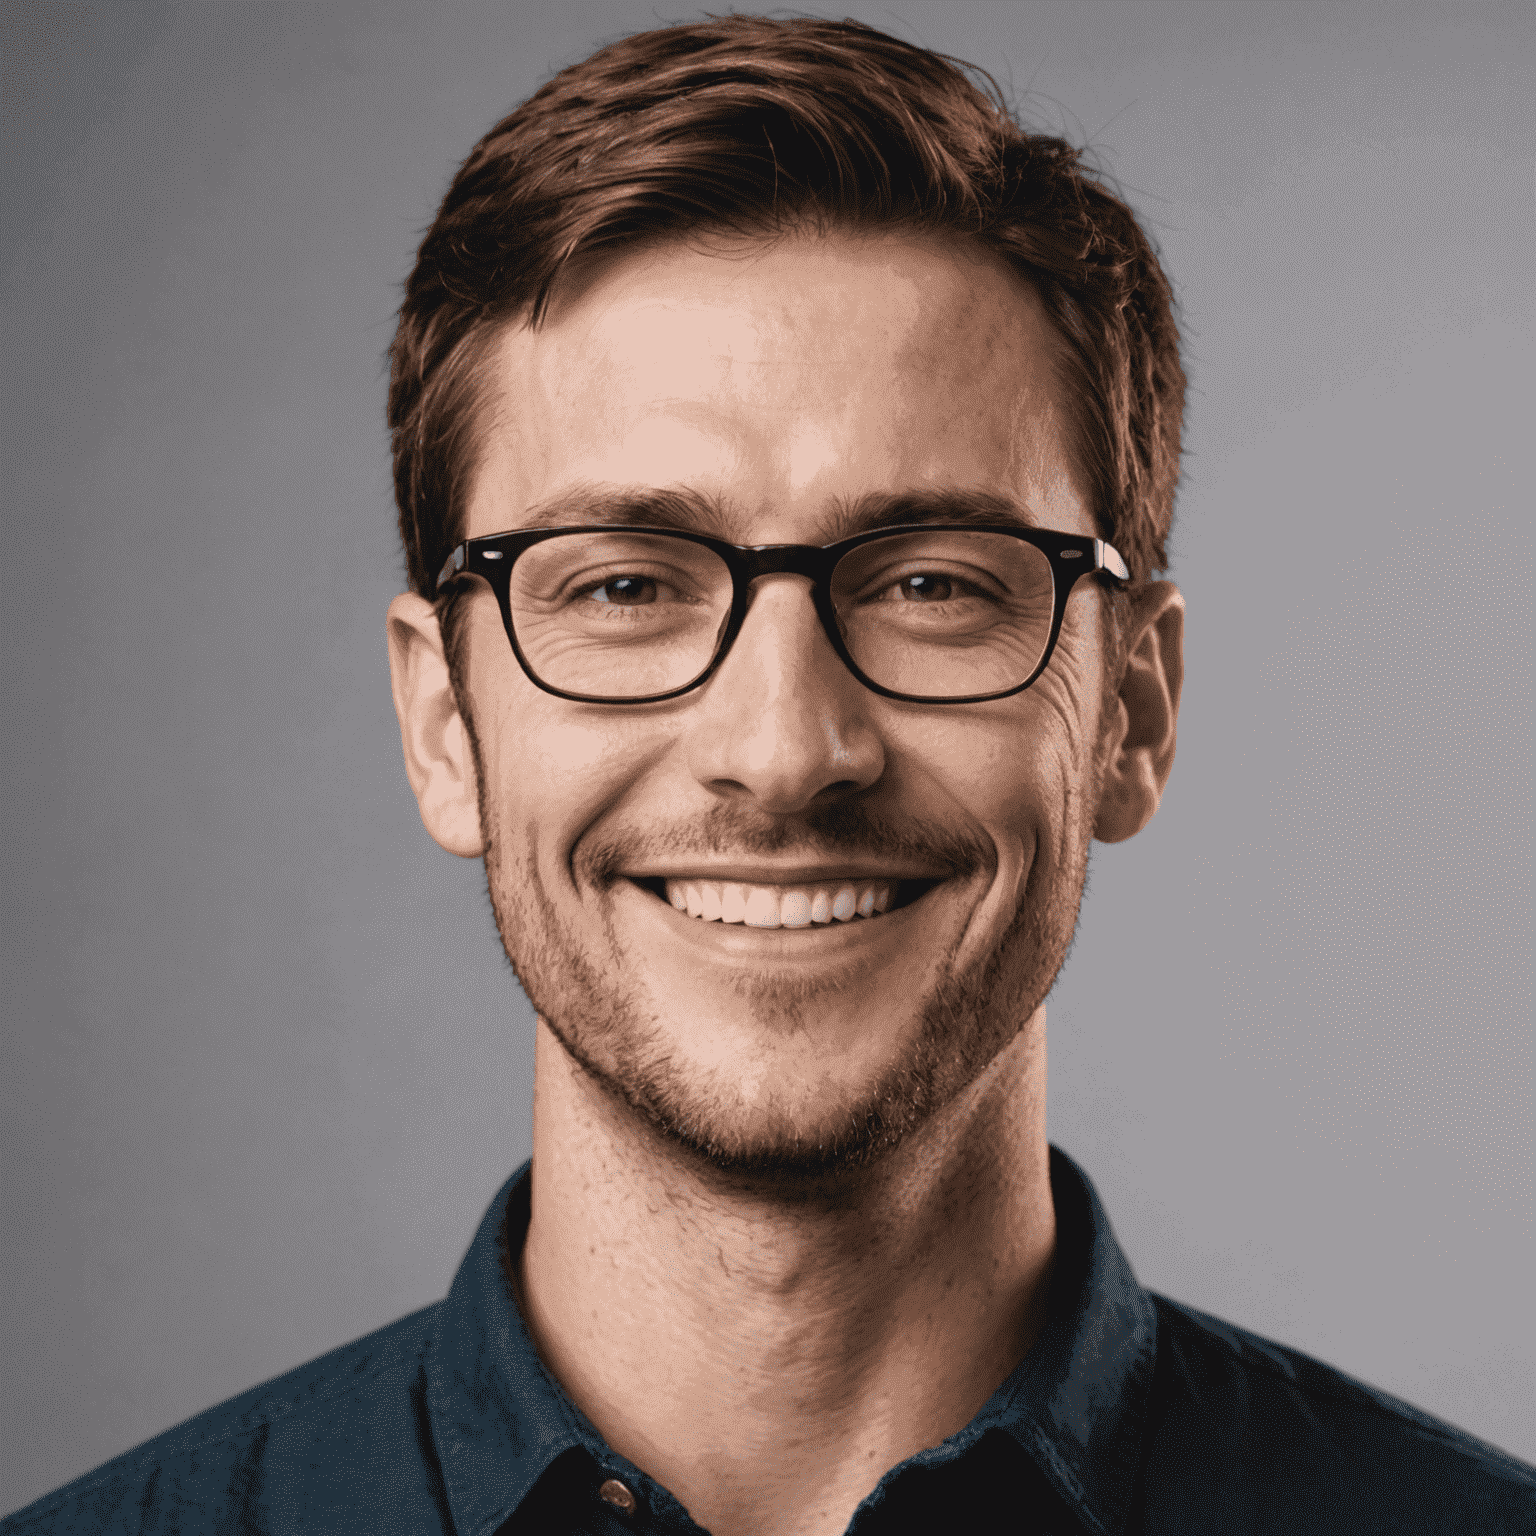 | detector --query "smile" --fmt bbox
[627,875,944,930]
[666,878,892,927]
